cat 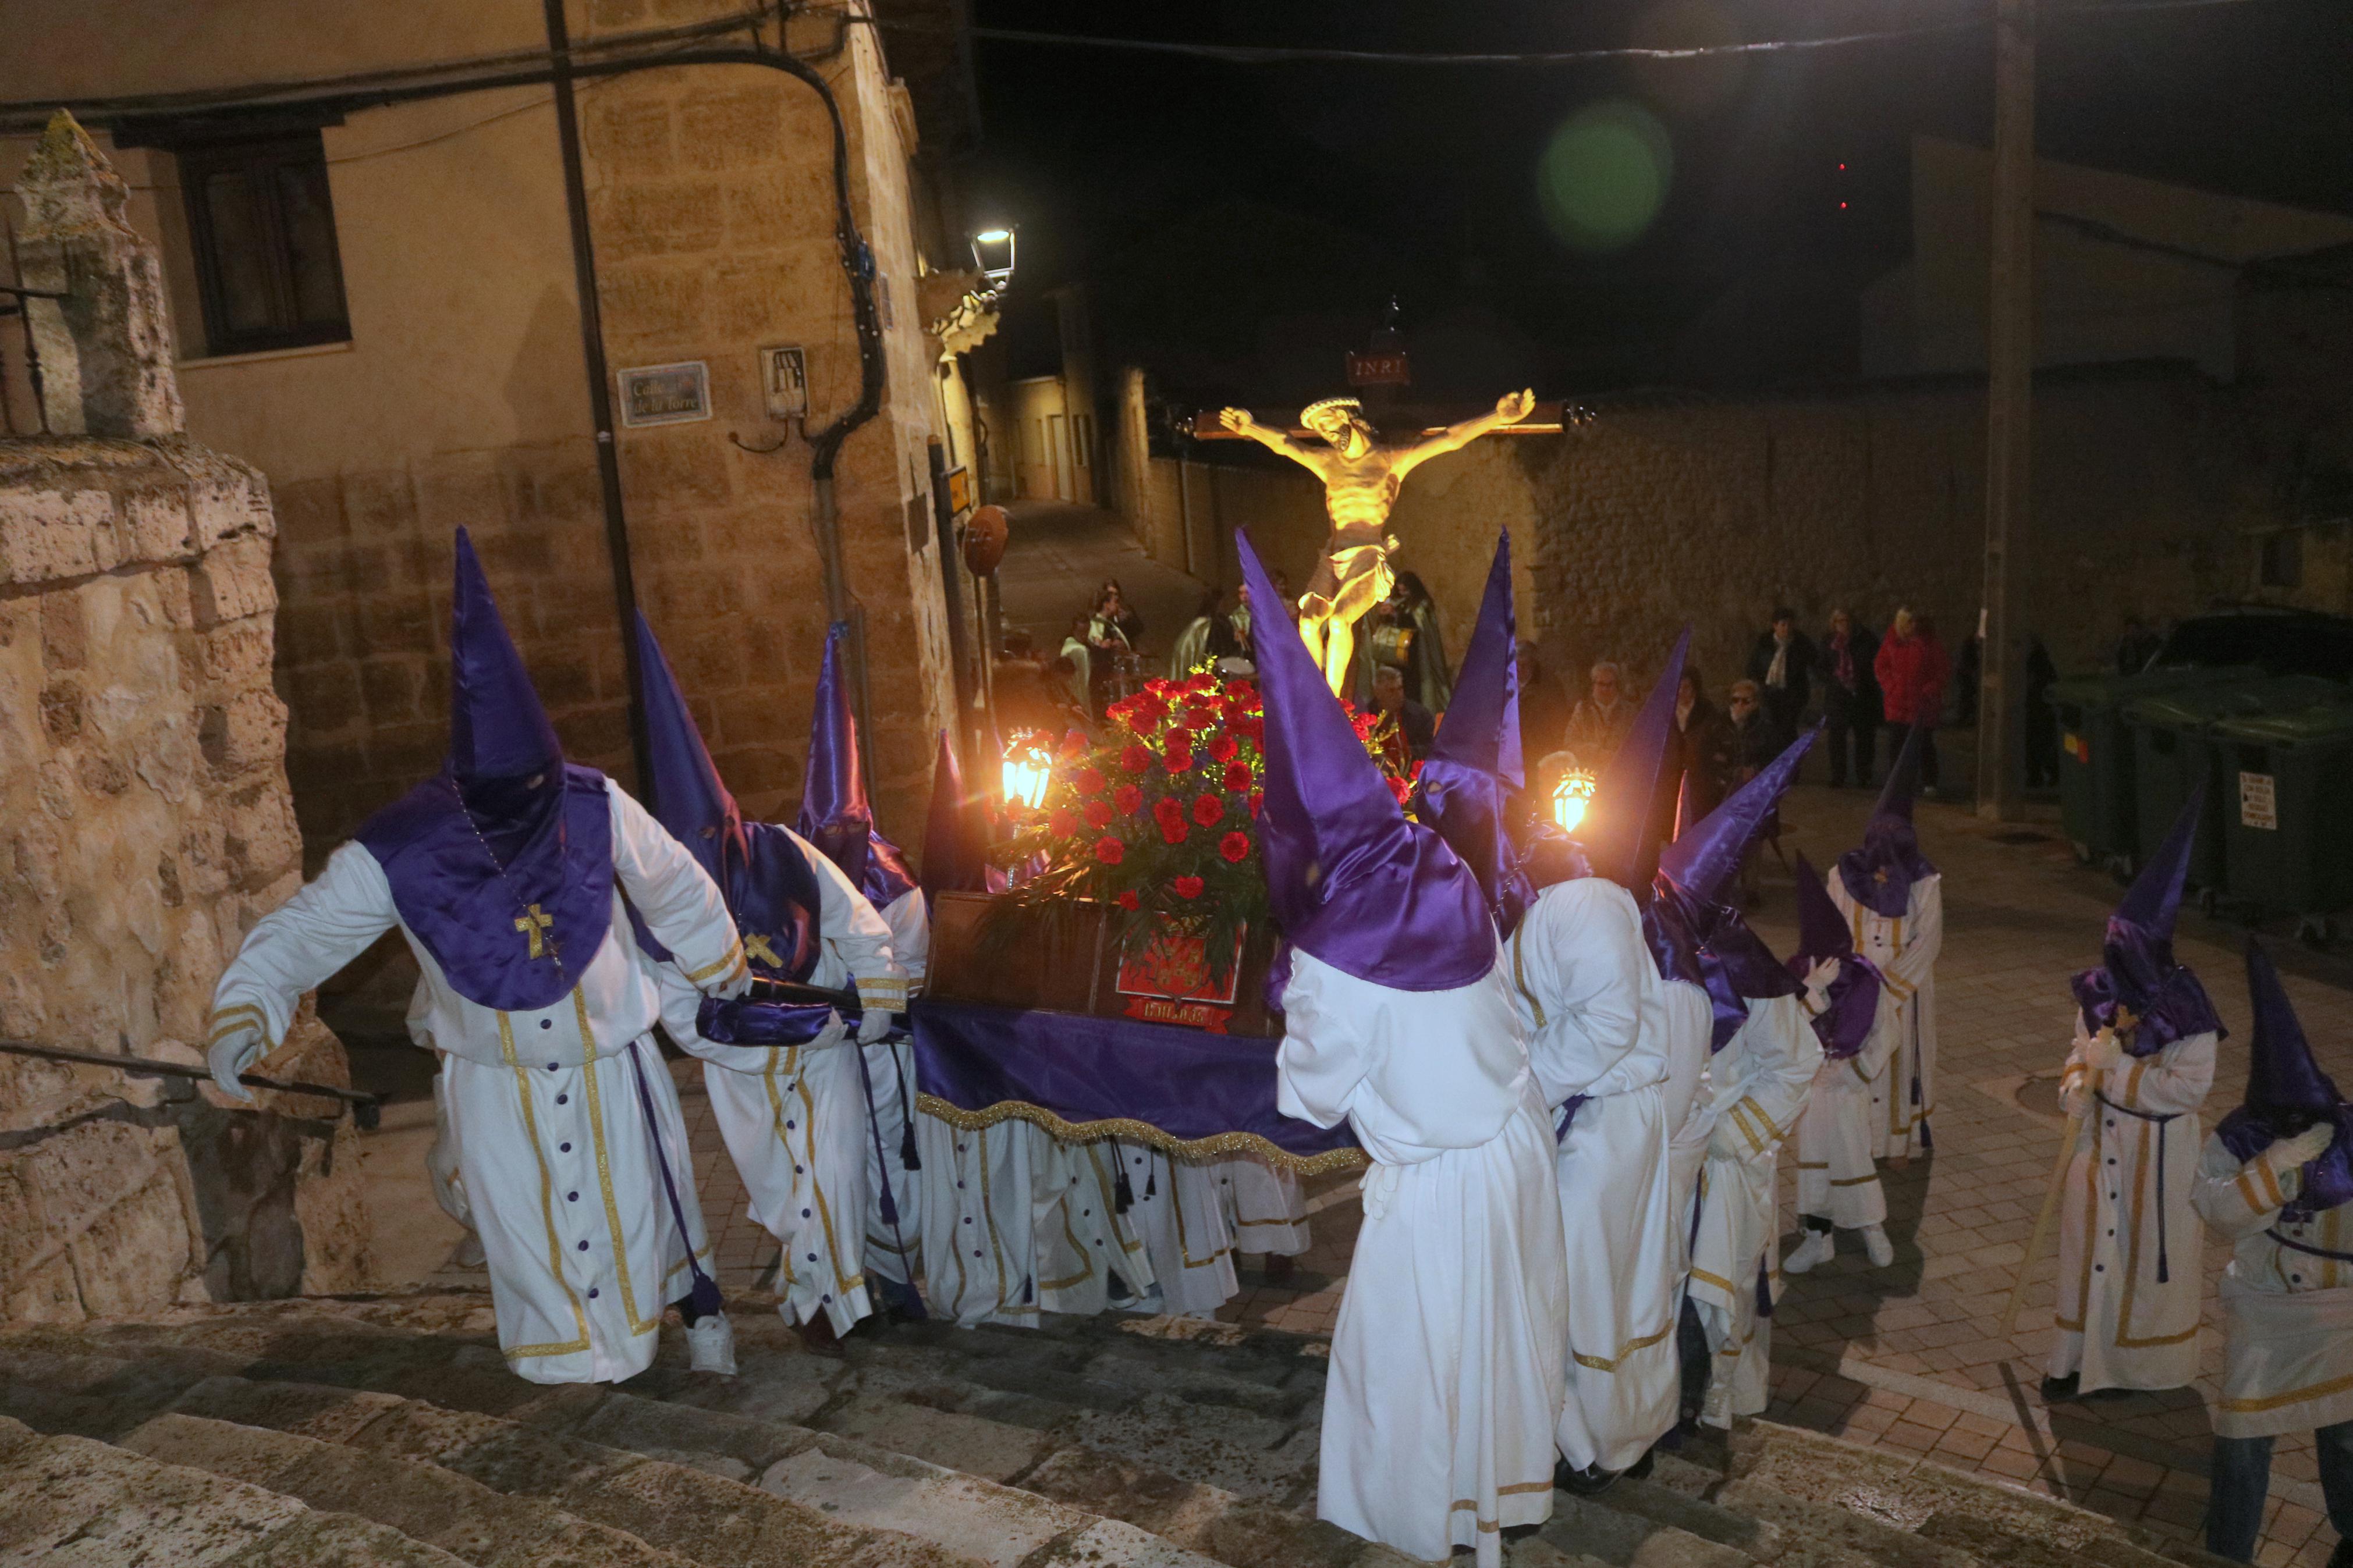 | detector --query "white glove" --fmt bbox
[2082,1029,2125,1074]
[208,1024,265,1103]
[856,1003,892,1046]
[1805,957,1841,994]
[2279,1122,2337,1169]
